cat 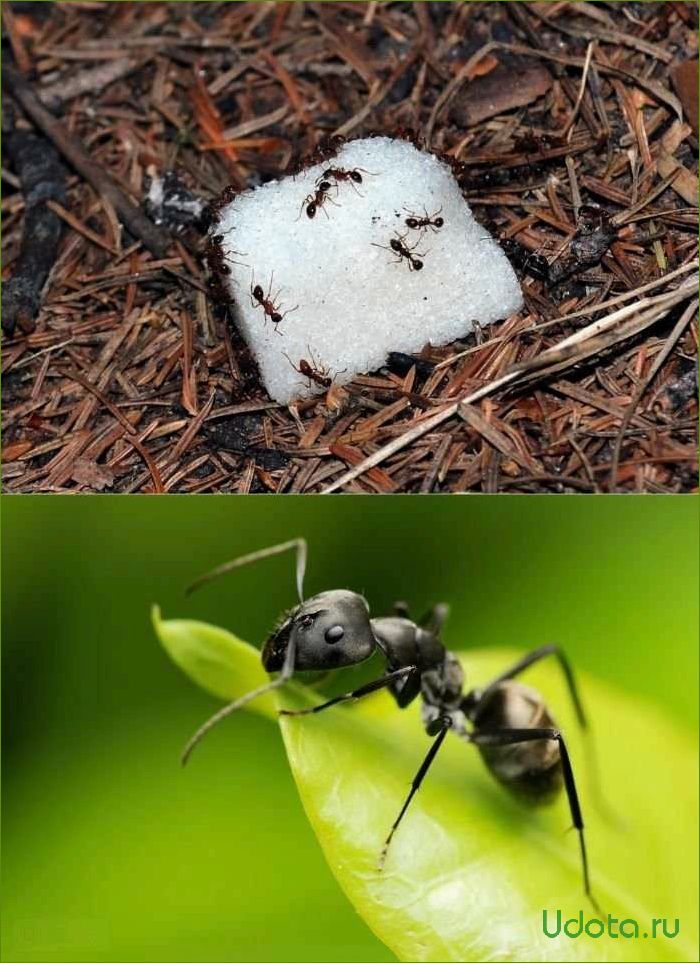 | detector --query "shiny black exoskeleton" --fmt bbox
[183,539,598,908]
